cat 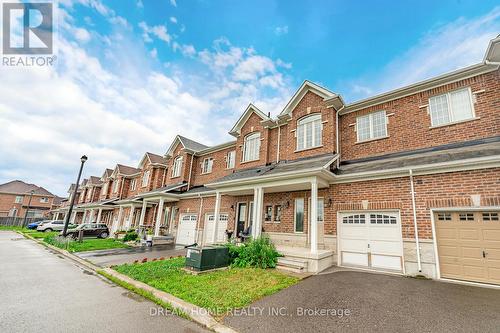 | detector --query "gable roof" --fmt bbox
[0,180,54,196]
[165,135,209,157]
[139,152,168,168]
[278,80,339,118]
[229,103,271,137]
[115,164,141,176]
[100,168,113,180]
[484,34,500,64]
[87,176,102,186]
